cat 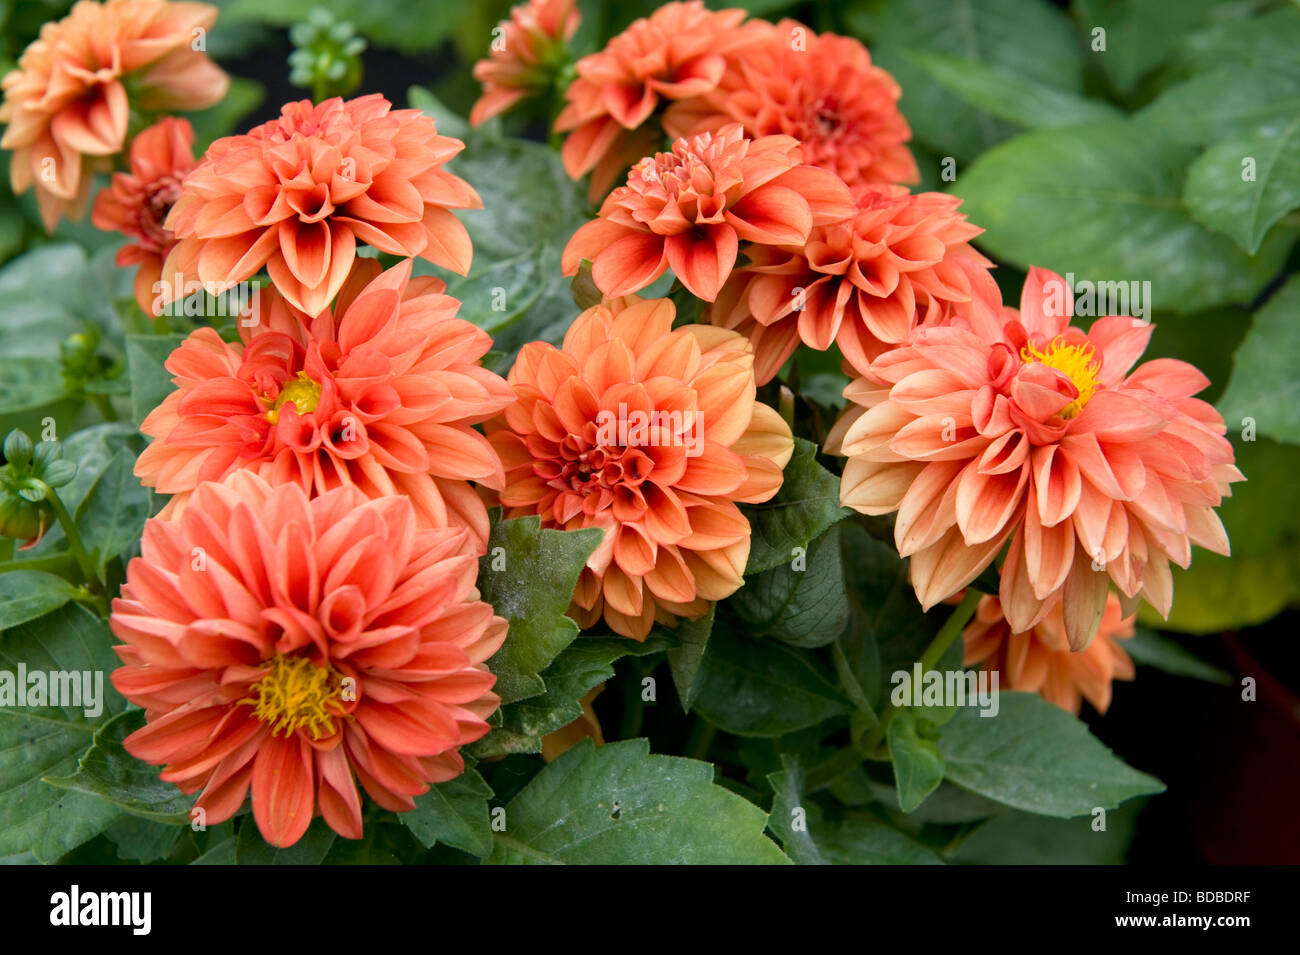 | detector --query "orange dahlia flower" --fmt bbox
[710,184,1000,384]
[470,0,580,127]
[831,267,1244,649]
[664,20,917,190]
[111,473,507,847]
[0,0,227,231]
[161,94,481,316]
[485,296,794,639]
[562,124,855,303]
[134,259,512,552]
[91,116,196,316]
[554,0,768,199]
[964,593,1136,715]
